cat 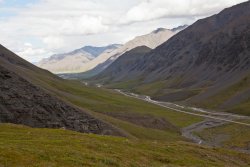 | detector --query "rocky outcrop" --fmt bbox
[0,45,125,136]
